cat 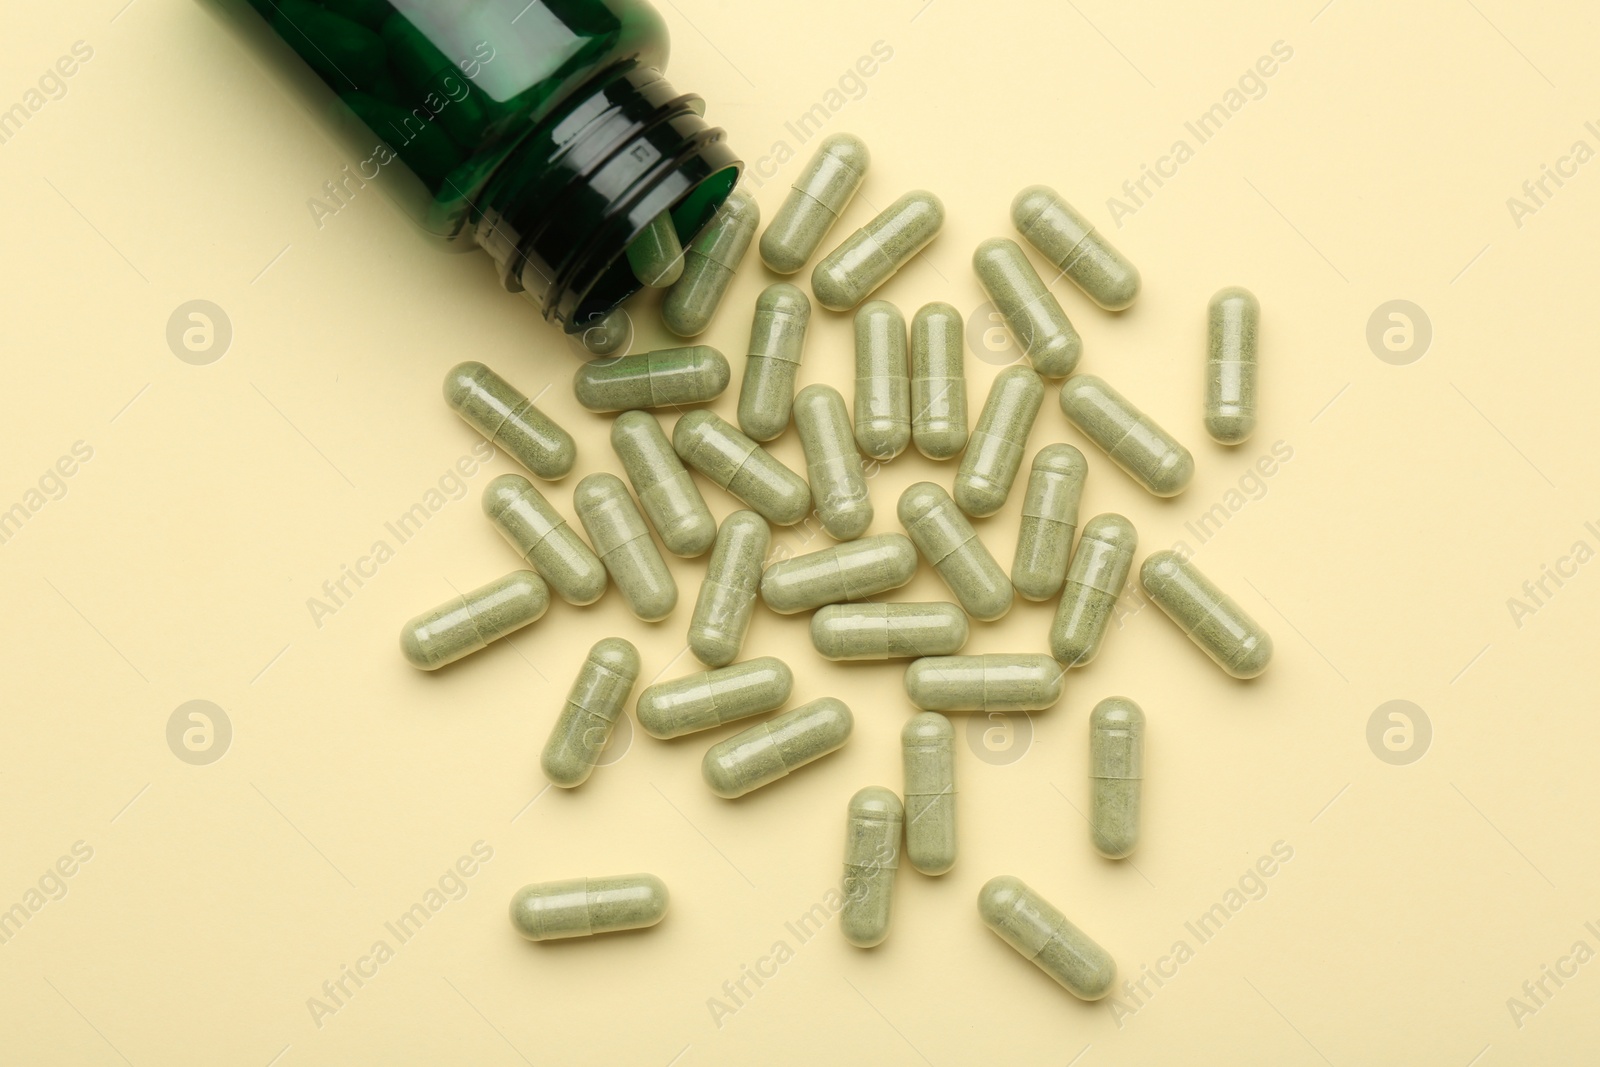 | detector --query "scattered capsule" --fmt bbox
[1011,444,1088,602]
[1205,286,1259,444]
[1140,550,1273,679]
[902,712,957,875]
[977,875,1116,1000]
[898,482,1013,622]
[542,638,641,788]
[810,602,969,662]
[399,570,549,670]
[1059,374,1194,497]
[903,654,1064,712]
[702,697,854,798]
[1012,185,1140,311]
[794,384,872,541]
[635,657,793,739]
[509,873,669,941]
[738,282,811,442]
[1089,696,1144,859]
[444,362,576,480]
[812,190,945,312]
[760,133,870,274]
[573,346,730,412]
[688,511,770,667]
[672,410,812,526]
[853,300,910,460]
[482,474,608,606]
[841,786,903,947]
[663,189,760,336]
[577,307,631,356]
[626,210,684,288]
[1050,513,1137,668]
[611,411,716,558]
[972,238,1081,378]
[573,473,677,622]
[954,365,1044,517]
[759,533,918,614]
[909,302,968,460]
